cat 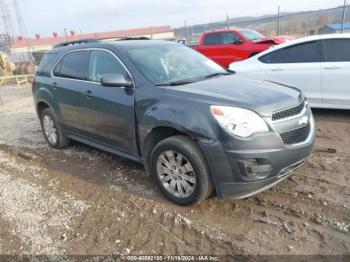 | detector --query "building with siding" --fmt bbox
[11,25,174,53]
[319,23,350,34]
